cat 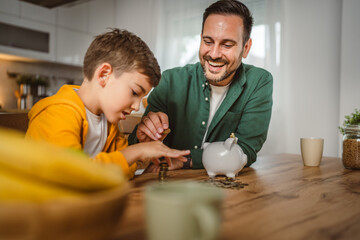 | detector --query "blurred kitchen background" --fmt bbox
[0,0,359,158]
